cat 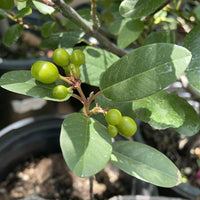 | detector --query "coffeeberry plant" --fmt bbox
[1,0,200,196]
